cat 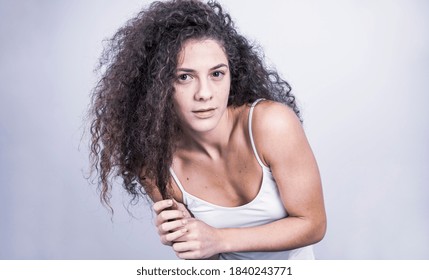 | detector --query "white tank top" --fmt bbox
[169,99,314,260]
